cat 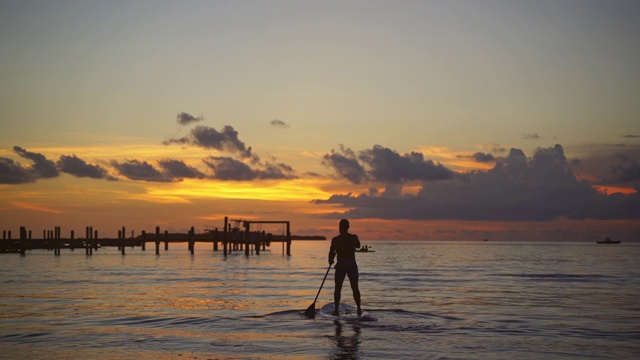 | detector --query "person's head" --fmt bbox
[339,219,350,234]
